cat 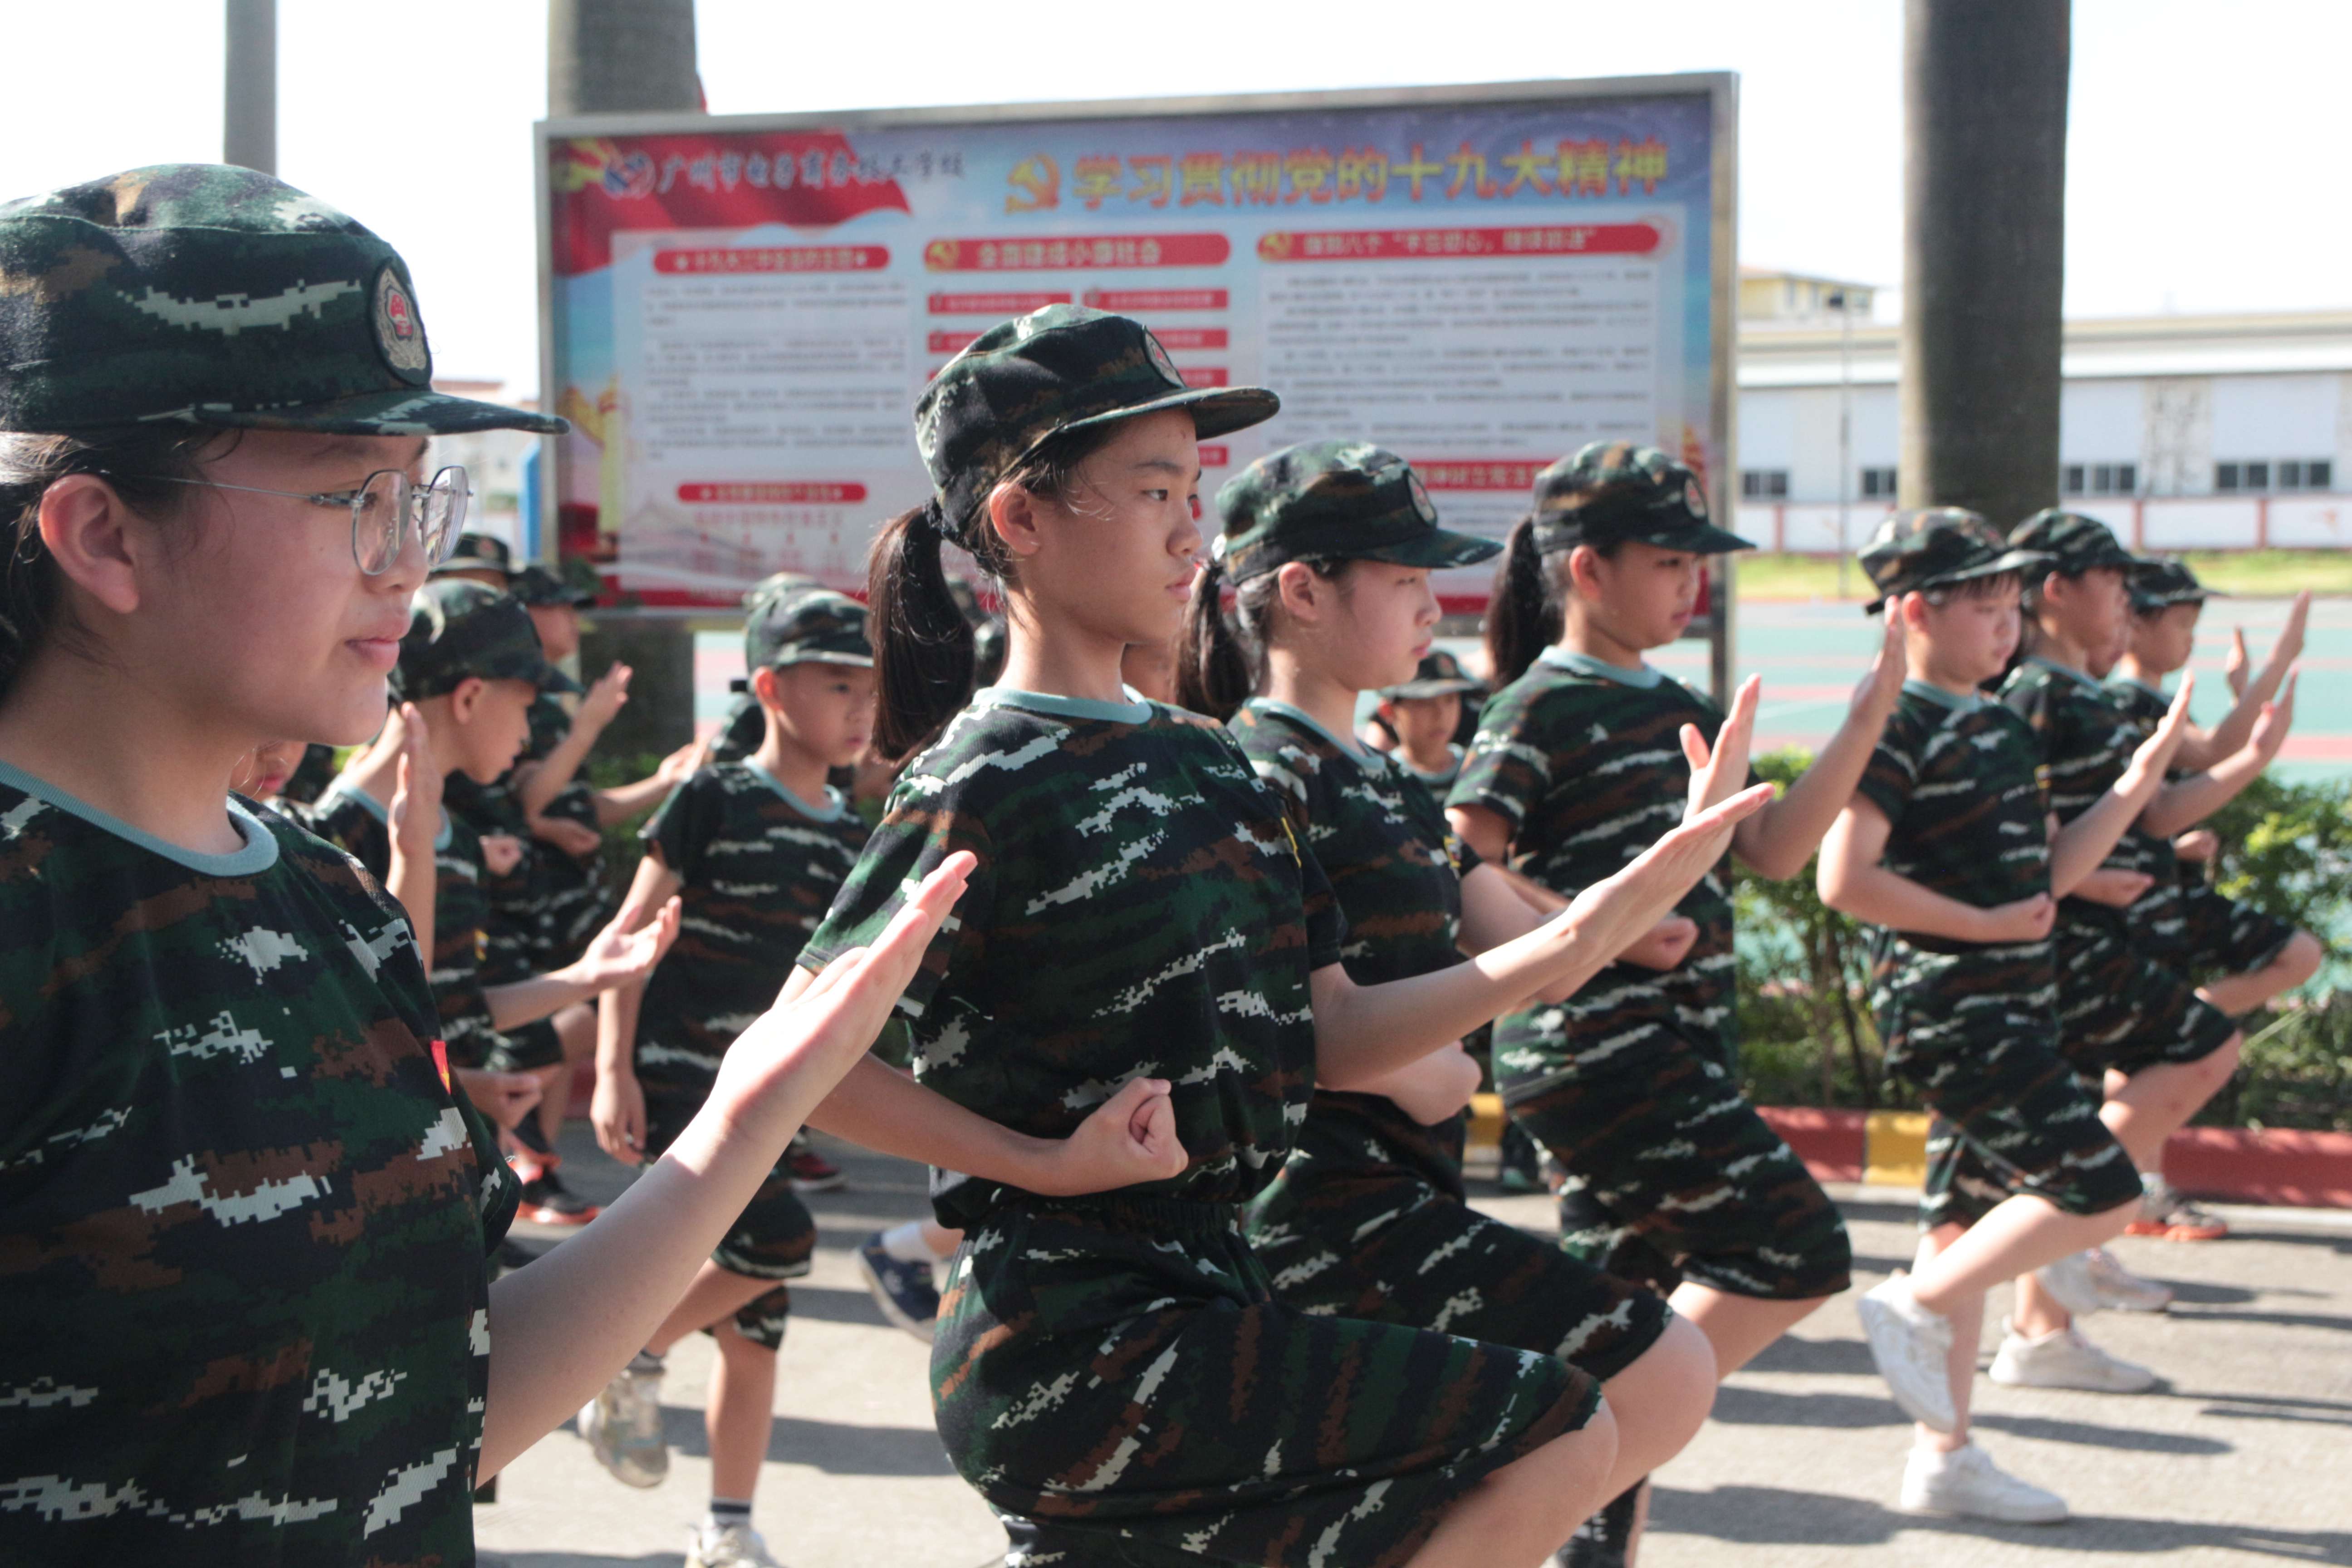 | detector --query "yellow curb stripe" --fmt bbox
[1864,1109,1932,1187]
